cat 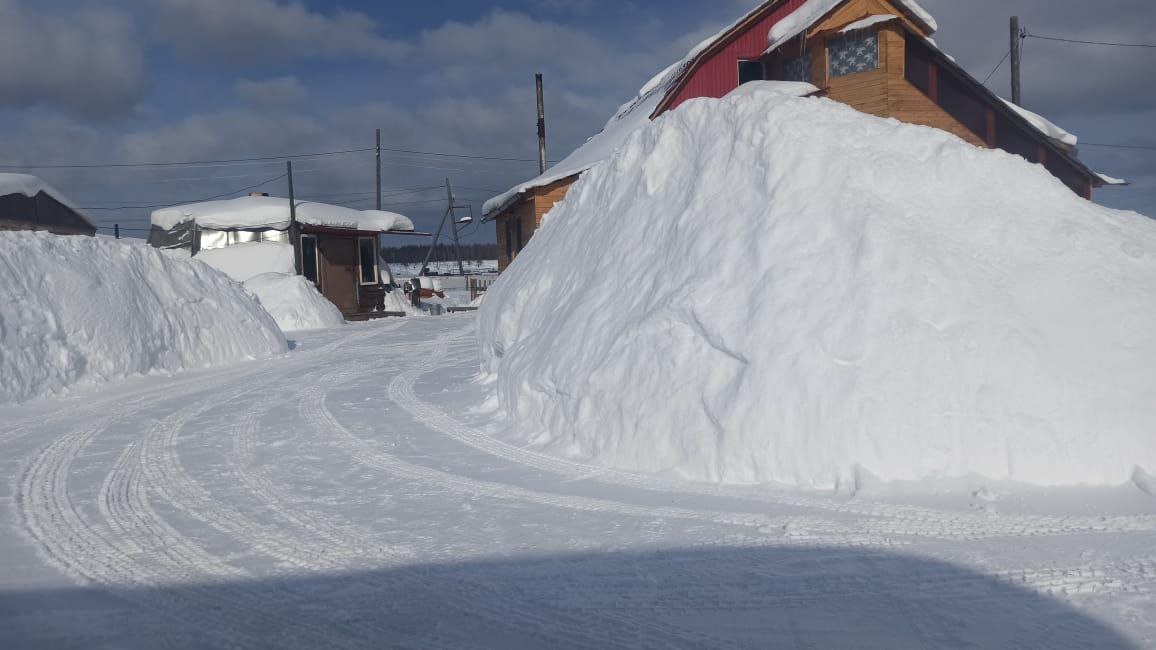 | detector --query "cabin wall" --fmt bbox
[0,192,95,236]
[495,175,578,272]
